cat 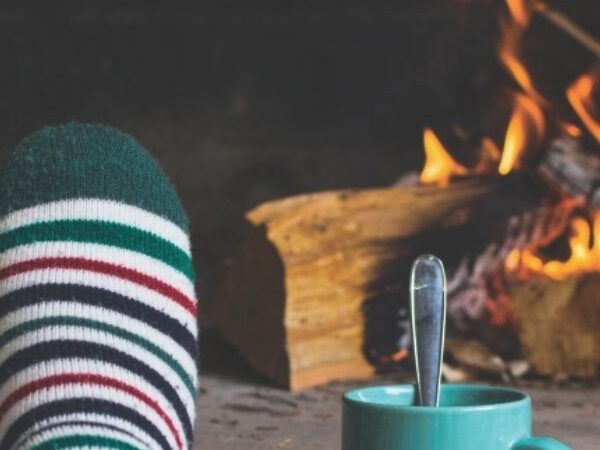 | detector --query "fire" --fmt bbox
[506,213,600,280]
[380,348,409,364]
[504,0,534,28]
[420,128,467,186]
[496,0,546,175]
[498,93,545,175]
[566,71,600,142]
[560,121,582,138]
[498,16,545,105]
[419,94,545,180]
